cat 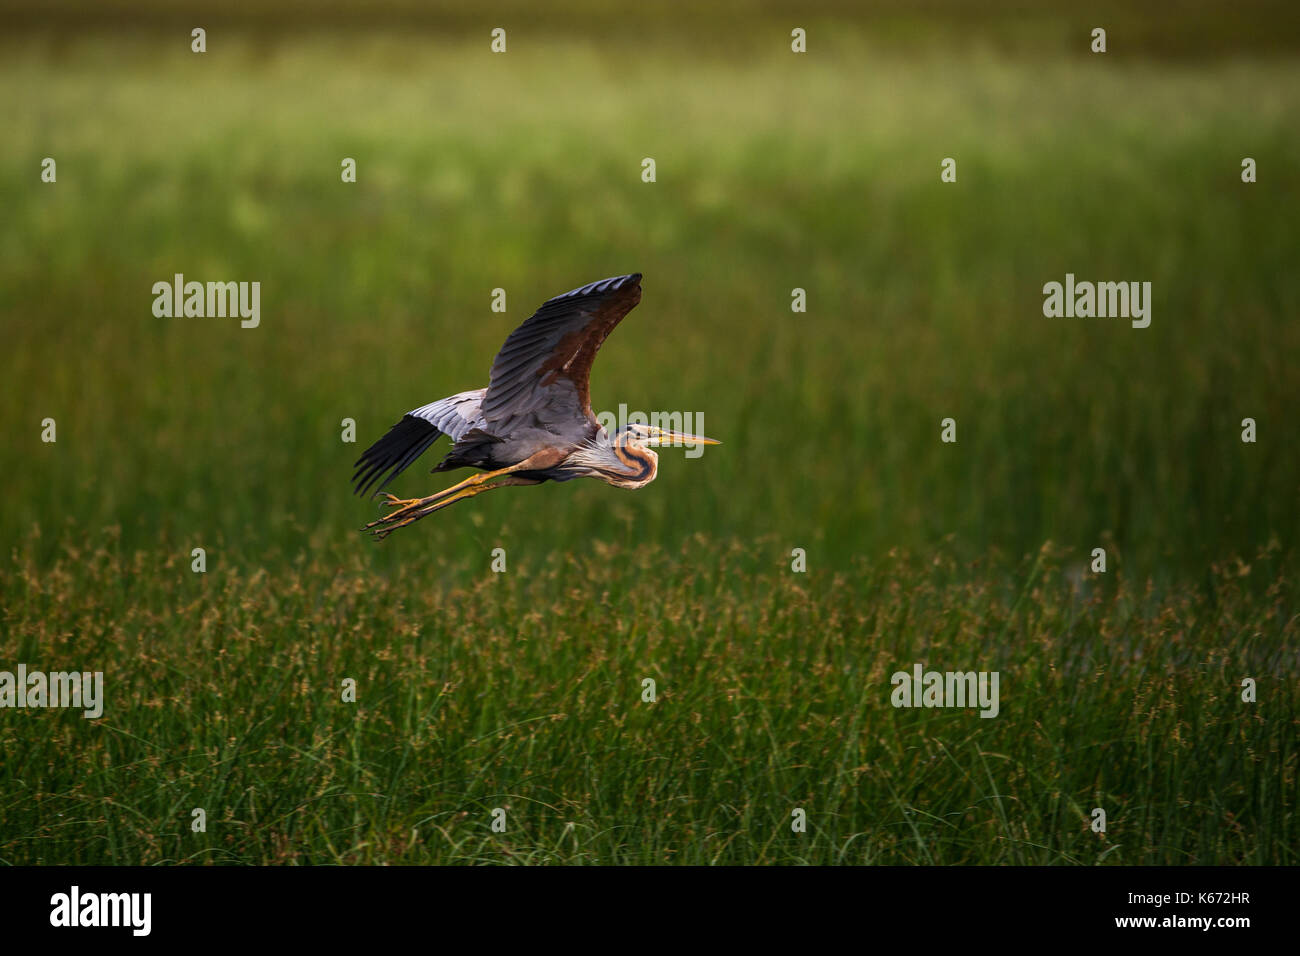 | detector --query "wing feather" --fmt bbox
[352,388,484,496]
[480,273,642,434]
